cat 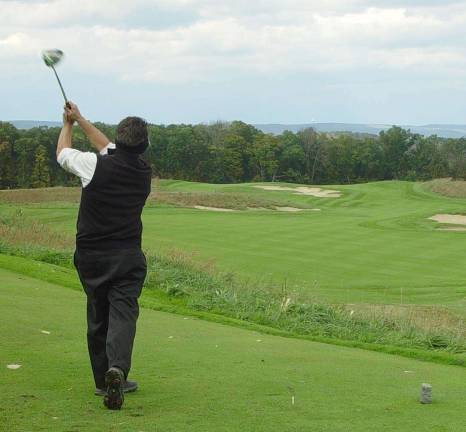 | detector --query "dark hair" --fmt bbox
[115,116,148,148]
